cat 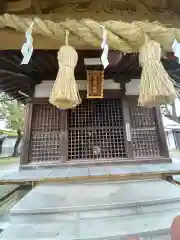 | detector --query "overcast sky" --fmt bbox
[0,120,7,130]
[175,98,180,116]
